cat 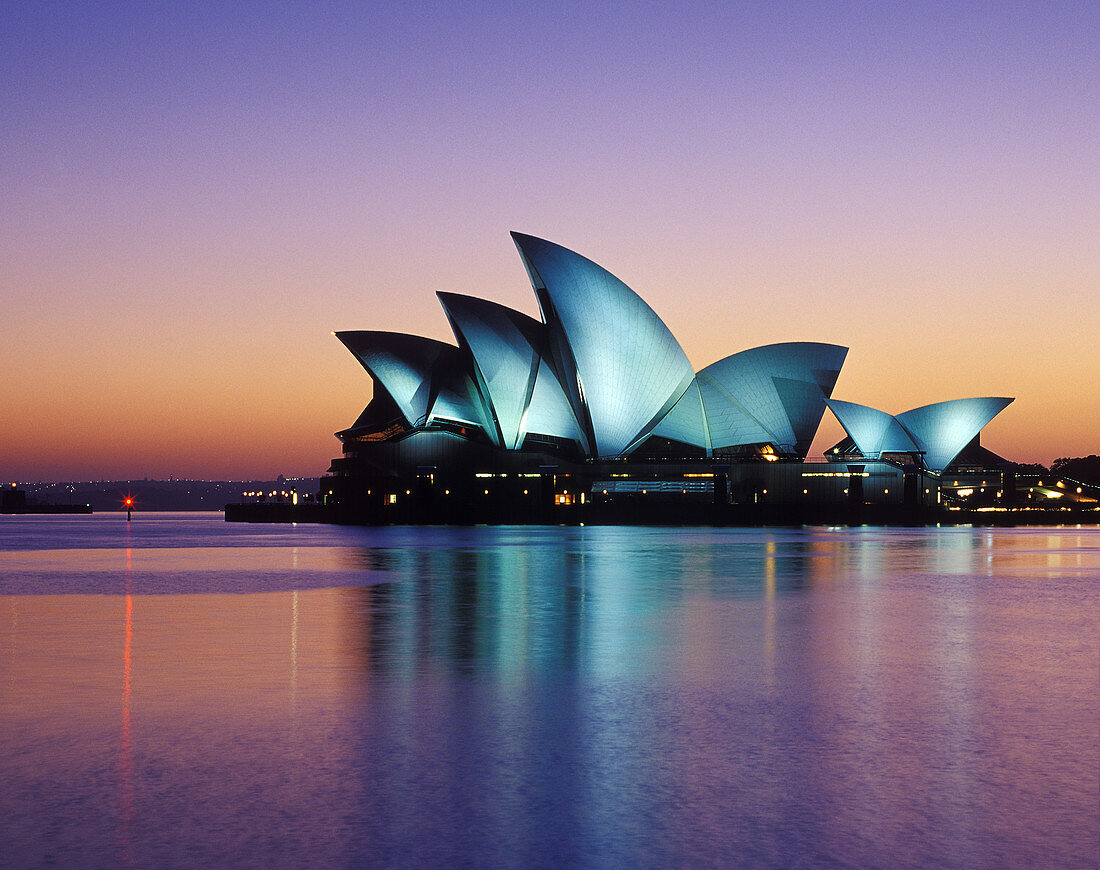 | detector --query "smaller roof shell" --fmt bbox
[828,396,1014,472]
[336,331,449,428]
[336,330,493,437]
[896,397,1014,472]
[437,293,545,450]
[826,400,918,458]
